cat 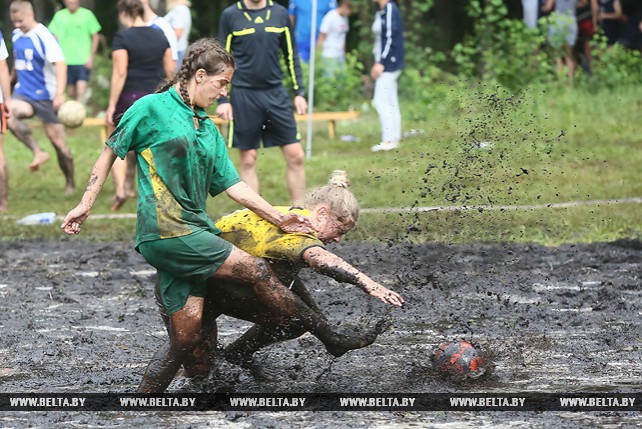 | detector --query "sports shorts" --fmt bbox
[137,229,233,315]
[578,19,595,39]
[227,85,300,150]
[12,93,60,124]
[114,91,149,126]
[67,65,91,84]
